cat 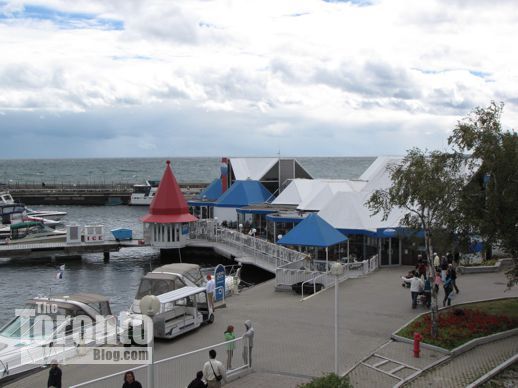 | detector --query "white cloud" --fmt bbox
[0,0,517,157]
